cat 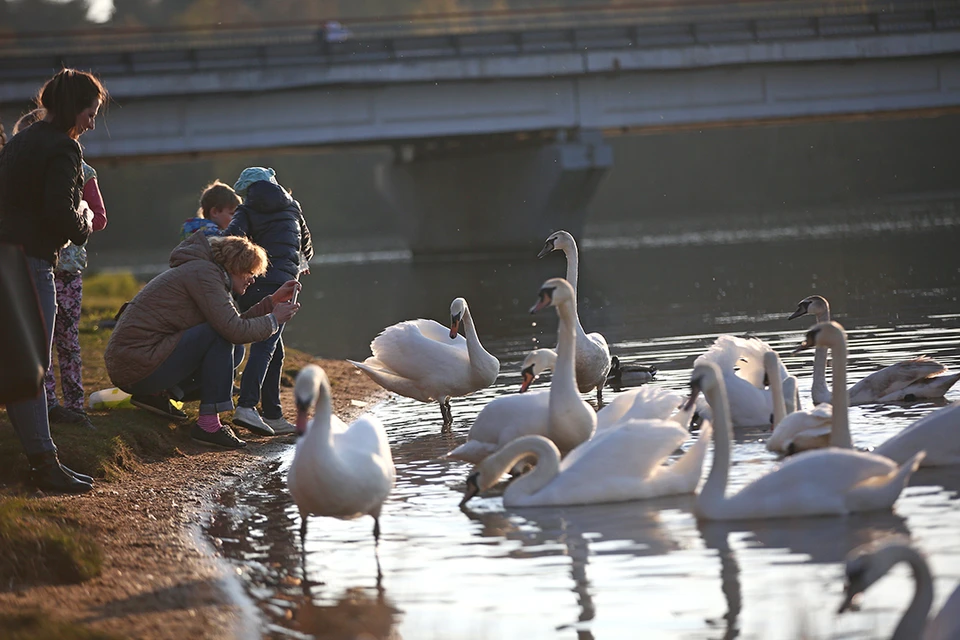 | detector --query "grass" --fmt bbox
[0,611,122,639]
